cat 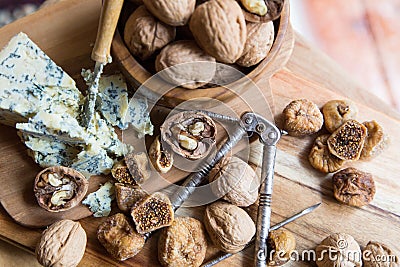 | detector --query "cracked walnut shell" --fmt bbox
[309,134,345,173]
[189,0,247,63]
[158,217,207,267]
[124,5,176,60]
[131,192,174,234]
[97,213,145,261]
[363,241,399,267]
[361,120,389,160]
[36,219,86,267]
[283,99,324,136]
[208,156,258,207]
[267,229,296,266]
[204,201,255,253]
[155,40,216,89]
[143,0,196,26]
[236,21,275,67]
[322,100,358,133]
[333,167,375,207]
[327,120,367,161]
[239,0,284,23]
[34,166,88,212]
